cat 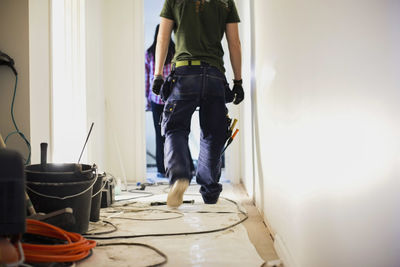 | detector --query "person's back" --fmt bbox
[153,0,244,207]
[160,0,240,73]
